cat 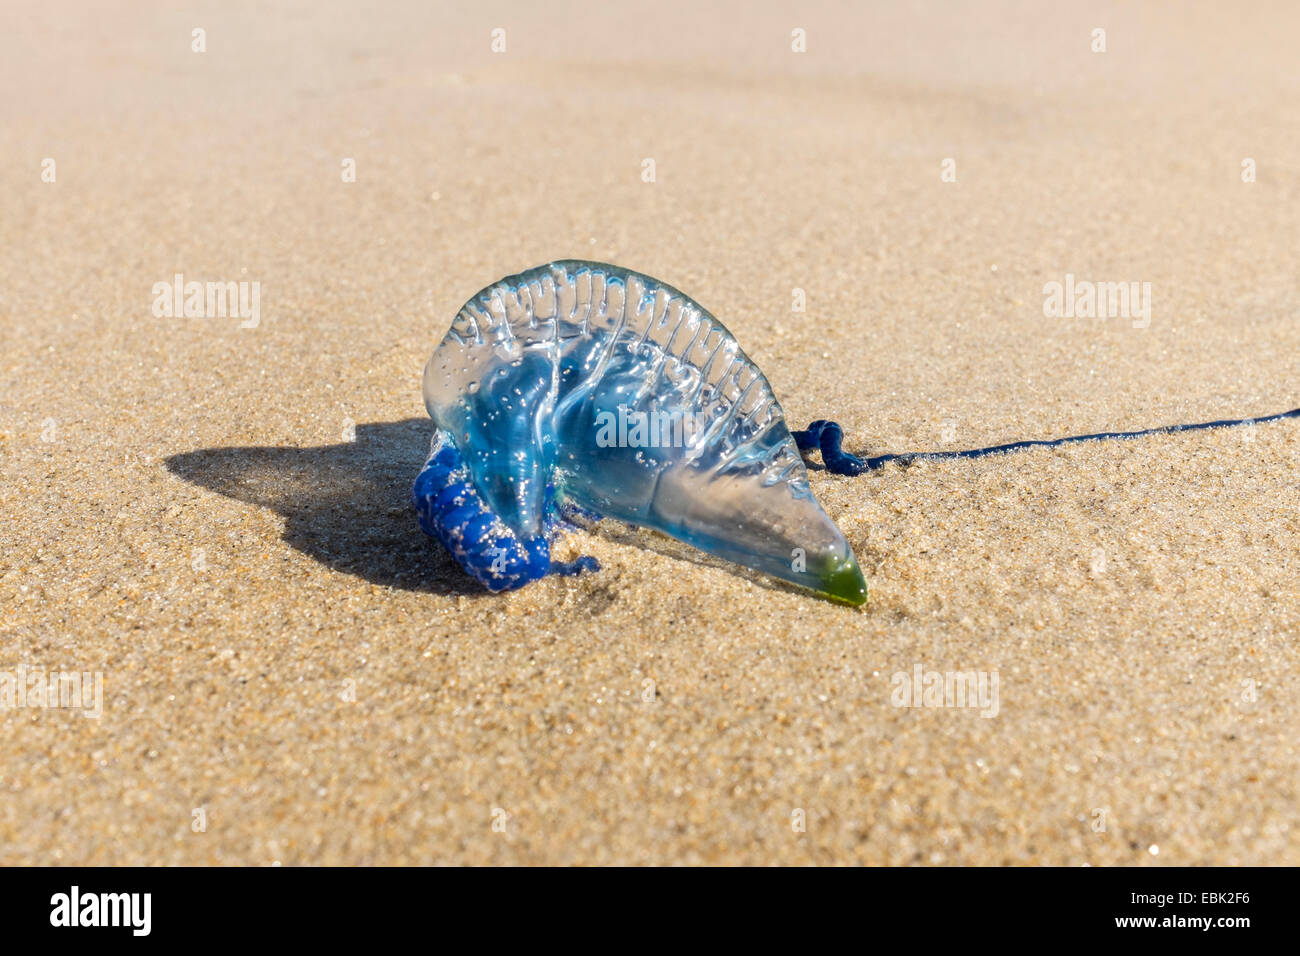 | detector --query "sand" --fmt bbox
[1,1,1297,865]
